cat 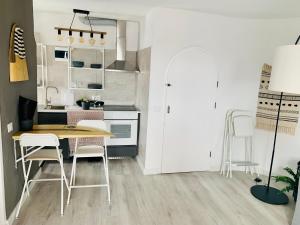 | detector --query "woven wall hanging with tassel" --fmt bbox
[256,64,300,135]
